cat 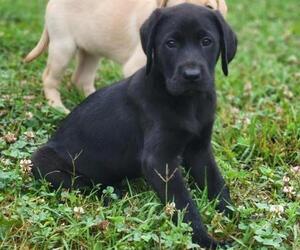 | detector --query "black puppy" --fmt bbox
[32,4,237,249]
